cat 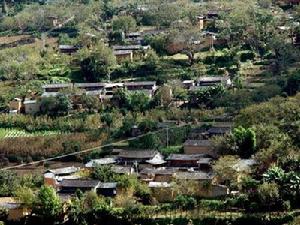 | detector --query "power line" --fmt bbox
[0,124,187,171]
